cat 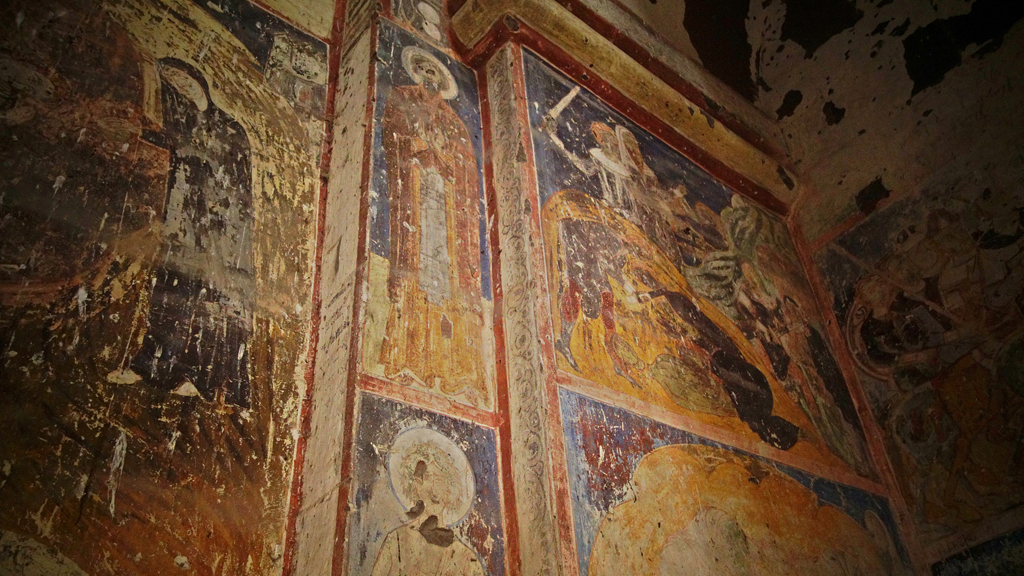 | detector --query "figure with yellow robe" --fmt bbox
[379,47,486,400]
